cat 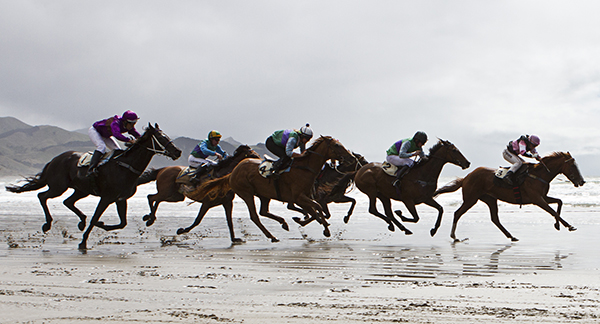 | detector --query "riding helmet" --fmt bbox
[208,130,222,140]
[122,110,139,123]
[413,131,428,145]
[528,135,540,146]
[299,123,313,139]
